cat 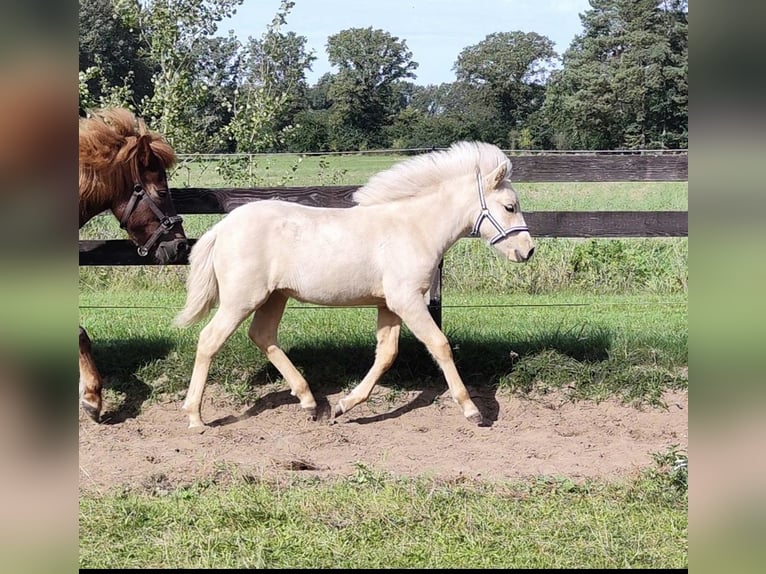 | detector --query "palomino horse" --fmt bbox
[79,107,189,421]
[175,141,534,429]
